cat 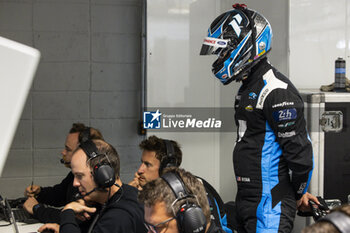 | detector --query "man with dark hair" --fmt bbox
[139,167,224,233]
[39,139,147,233]
[129,135,182,190]
[23,123,104,223]
[130,135,231,232]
